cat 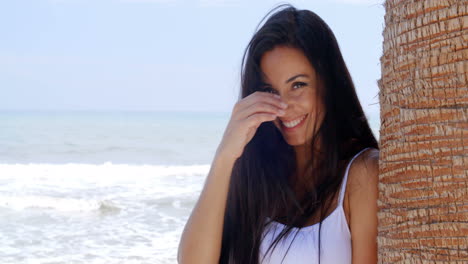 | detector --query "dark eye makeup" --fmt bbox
[261,82,307,94]
[262,87,278,95]
[292,82,307,89]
